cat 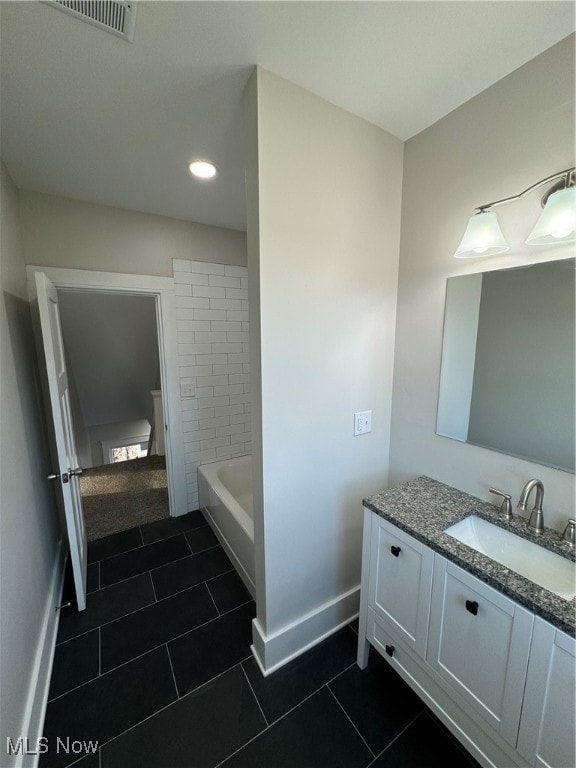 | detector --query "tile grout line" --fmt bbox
[55,567,240,648]
[326,683,375,759]
[136,518,209,547]
[212,715,272,768]
[183,532,194,555]
[204,567,238,586]
[53,601,256,693]
[100,550,193,591]
[100,601,254,676]
[48,628,365,767]
[149,567,237,602]
[215,655,360,764]
[88,540,145,566]
[56,577,247,679]
[48,633,107,703]
[427,711,482,767]
[93,658,254,755]
[325,660,357,687]
[88,514,207,565]
[240,663,269,728]
[191,543,222,555]
[49,632,195,705]
[55,591,158,647]
[149,570,158,603]
[53,627,99,649]
[204,580,221,616]
[48,678,93,705]
[67,542,218,638]
[154,566,236,602]
[98,537,225,593]
[48,670,104,705]
[365,710,424,768]
[63,750,99,768]
[165,643,181,699]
